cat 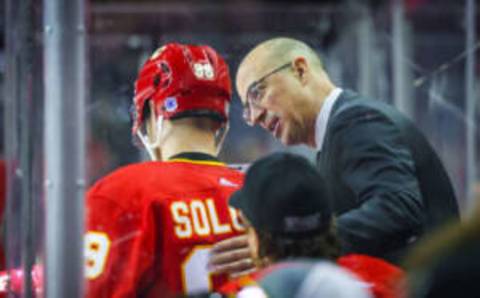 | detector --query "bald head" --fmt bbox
[236,38,327,100]
[237,38,324,80]
[235,37,335,147]
[259,38,323,68]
